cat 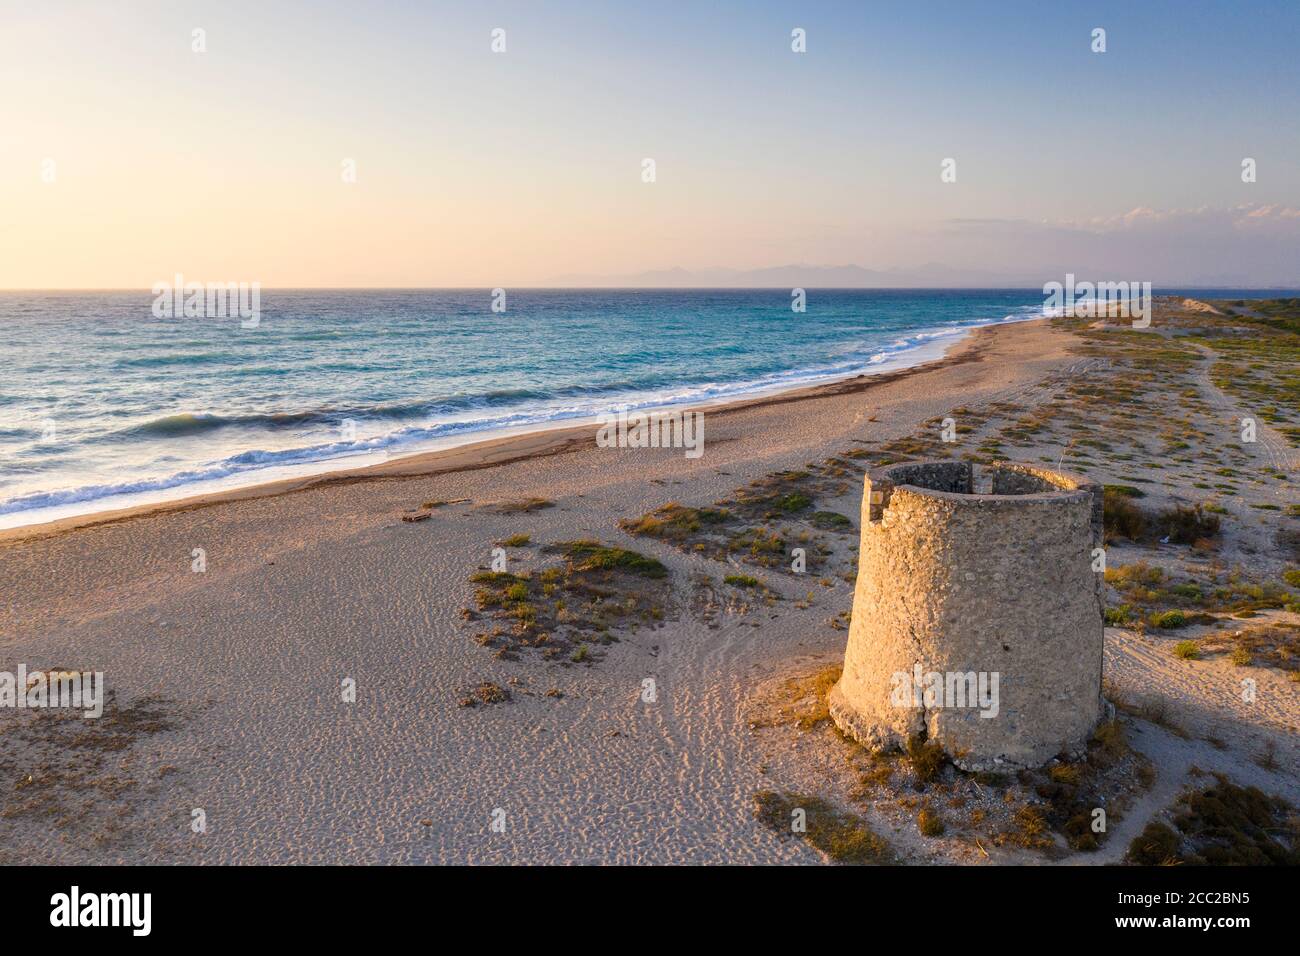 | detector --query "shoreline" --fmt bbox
[0,317,1003,544]
[0,310,1078,864]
